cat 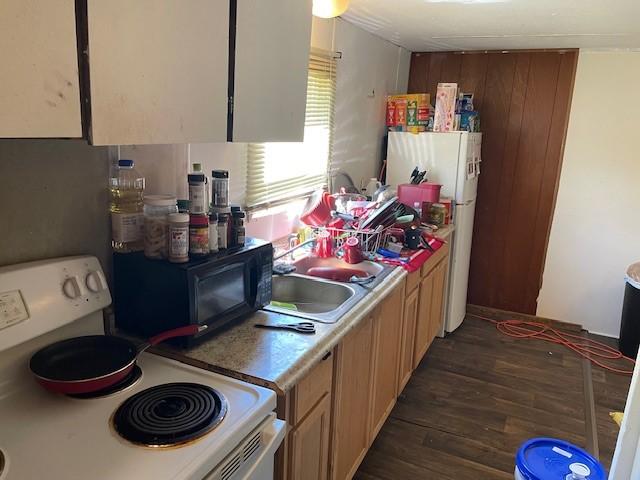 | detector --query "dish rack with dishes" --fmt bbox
[312,225,391,254]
